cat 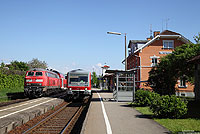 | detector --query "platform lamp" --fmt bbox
[107,31,127,71]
